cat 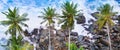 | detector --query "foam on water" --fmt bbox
[0,0,120,50]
